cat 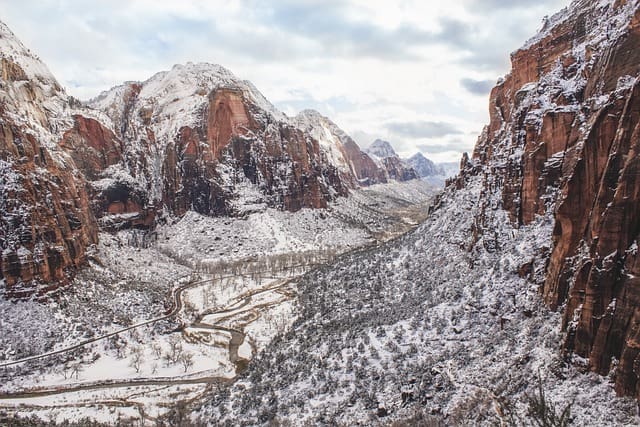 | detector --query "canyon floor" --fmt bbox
[0,180,436,425]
